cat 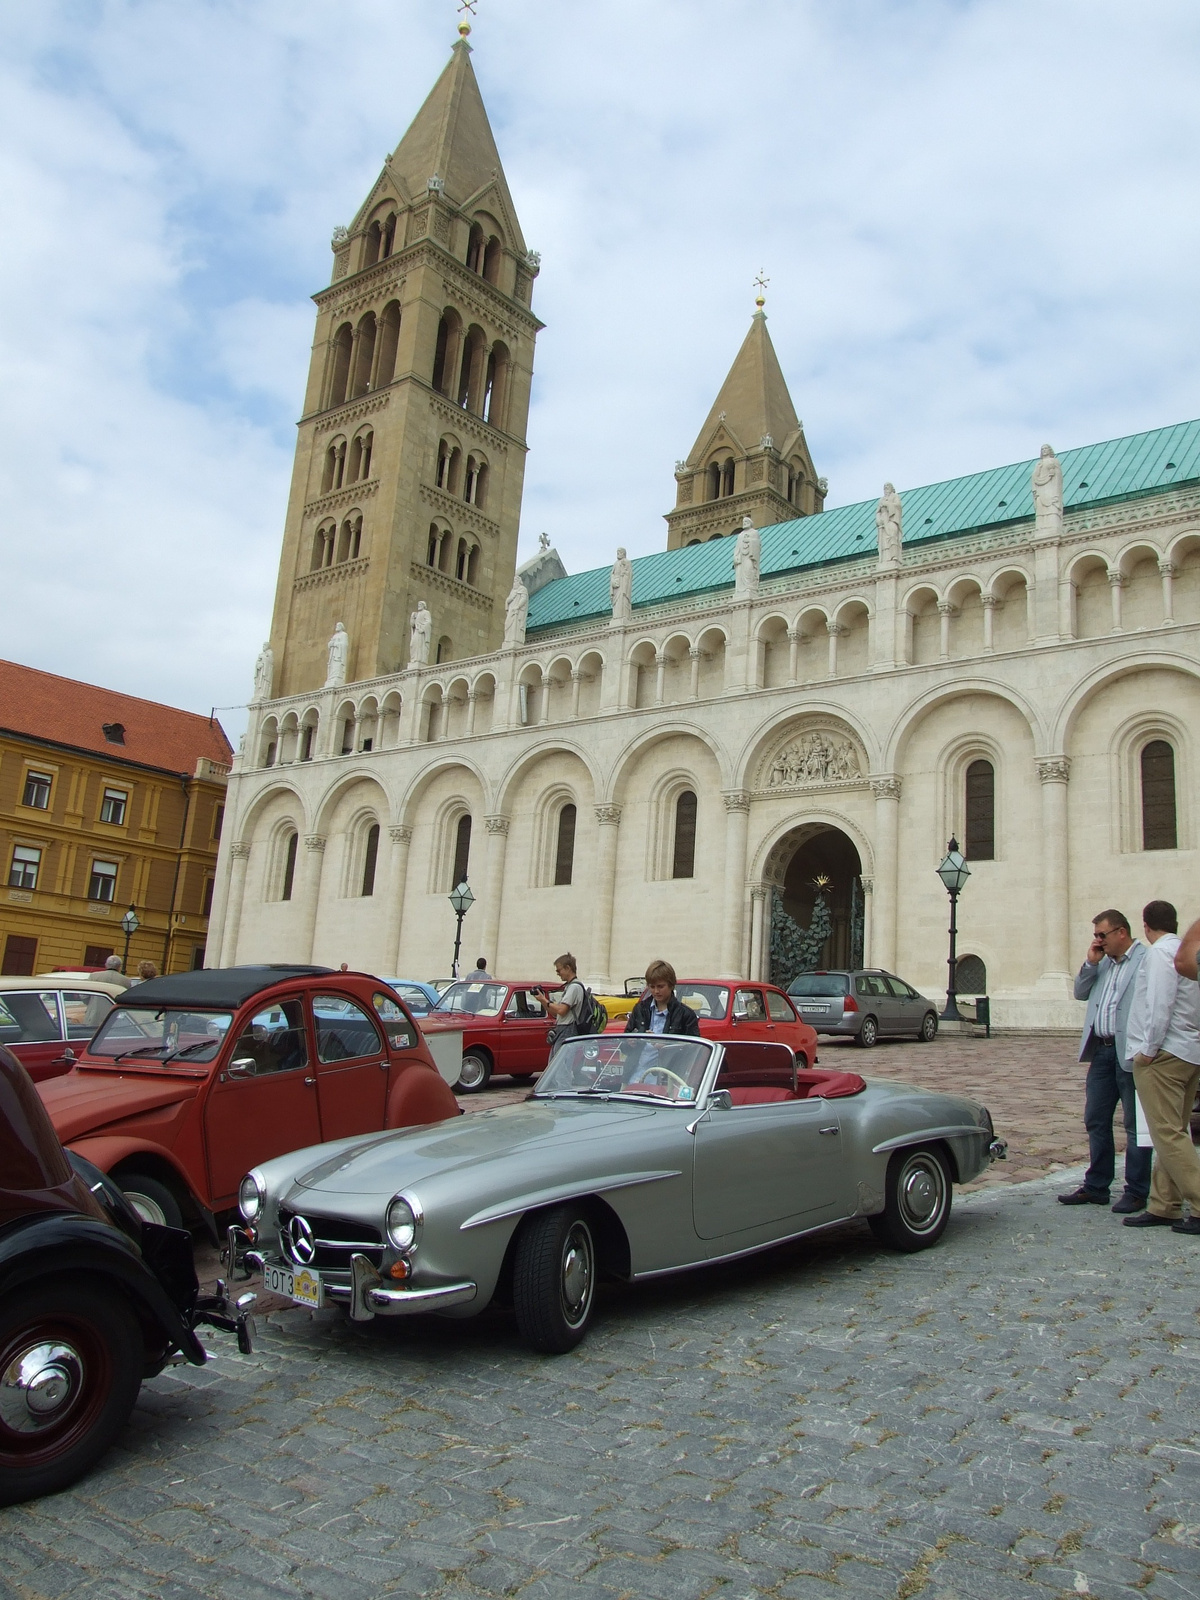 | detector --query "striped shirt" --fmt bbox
[1095,950,1134,1038]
